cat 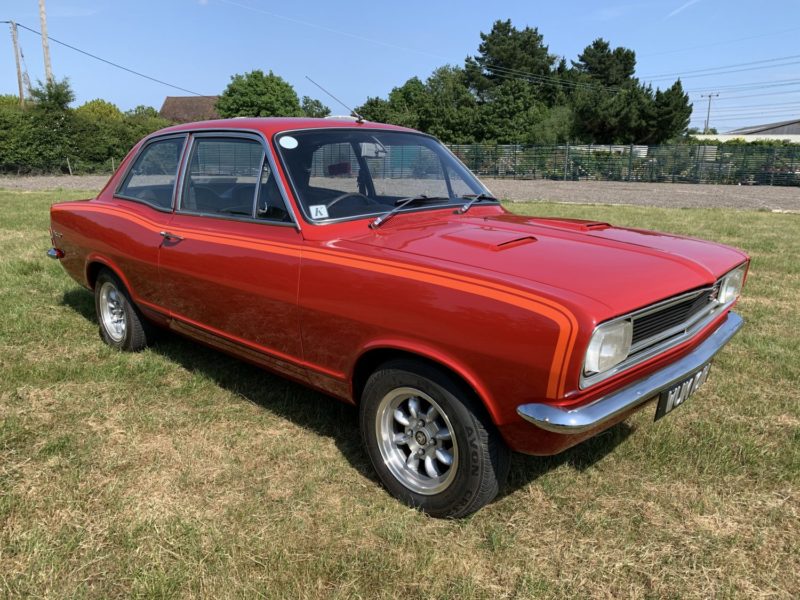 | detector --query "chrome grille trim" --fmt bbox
[580,282,733,390]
